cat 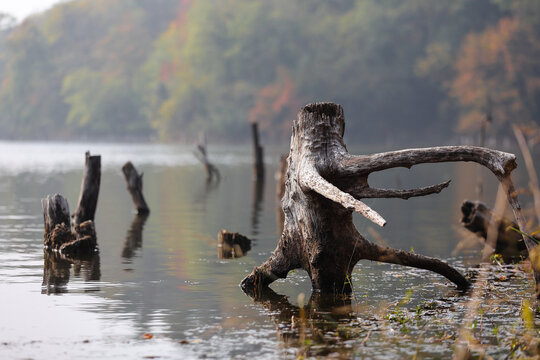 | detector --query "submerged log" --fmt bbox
[240,102,526,295]
[218,230,251,259]
[251,122,265,182]
[122,161,150,214]
[73,151,101,226]
[461,200,529,262]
